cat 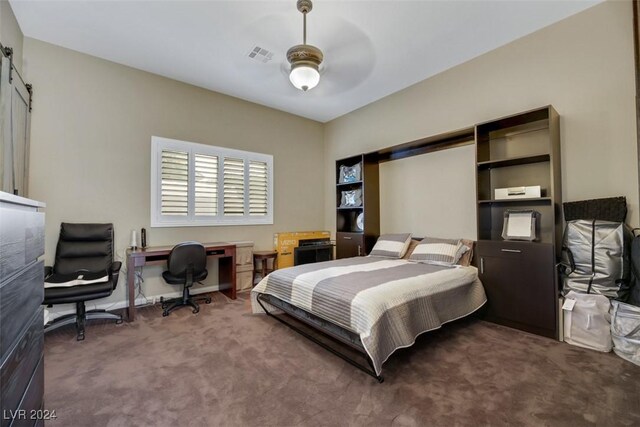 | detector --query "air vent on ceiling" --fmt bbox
[248,46,274,63]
